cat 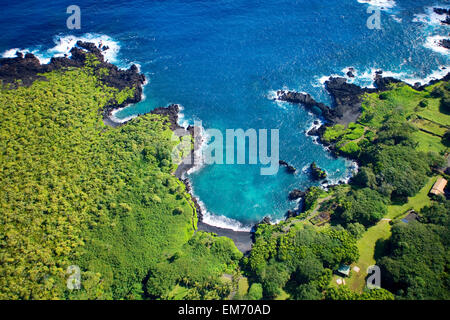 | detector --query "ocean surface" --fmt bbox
[1,0,448,230]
